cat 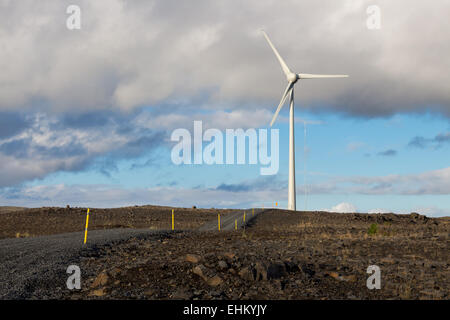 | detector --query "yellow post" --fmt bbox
[243,212,246,222]
[172,209,174,230]
[252,208,254,216]
[83,208,90,244]
[218,214,221,231]
[235,219,237,230]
